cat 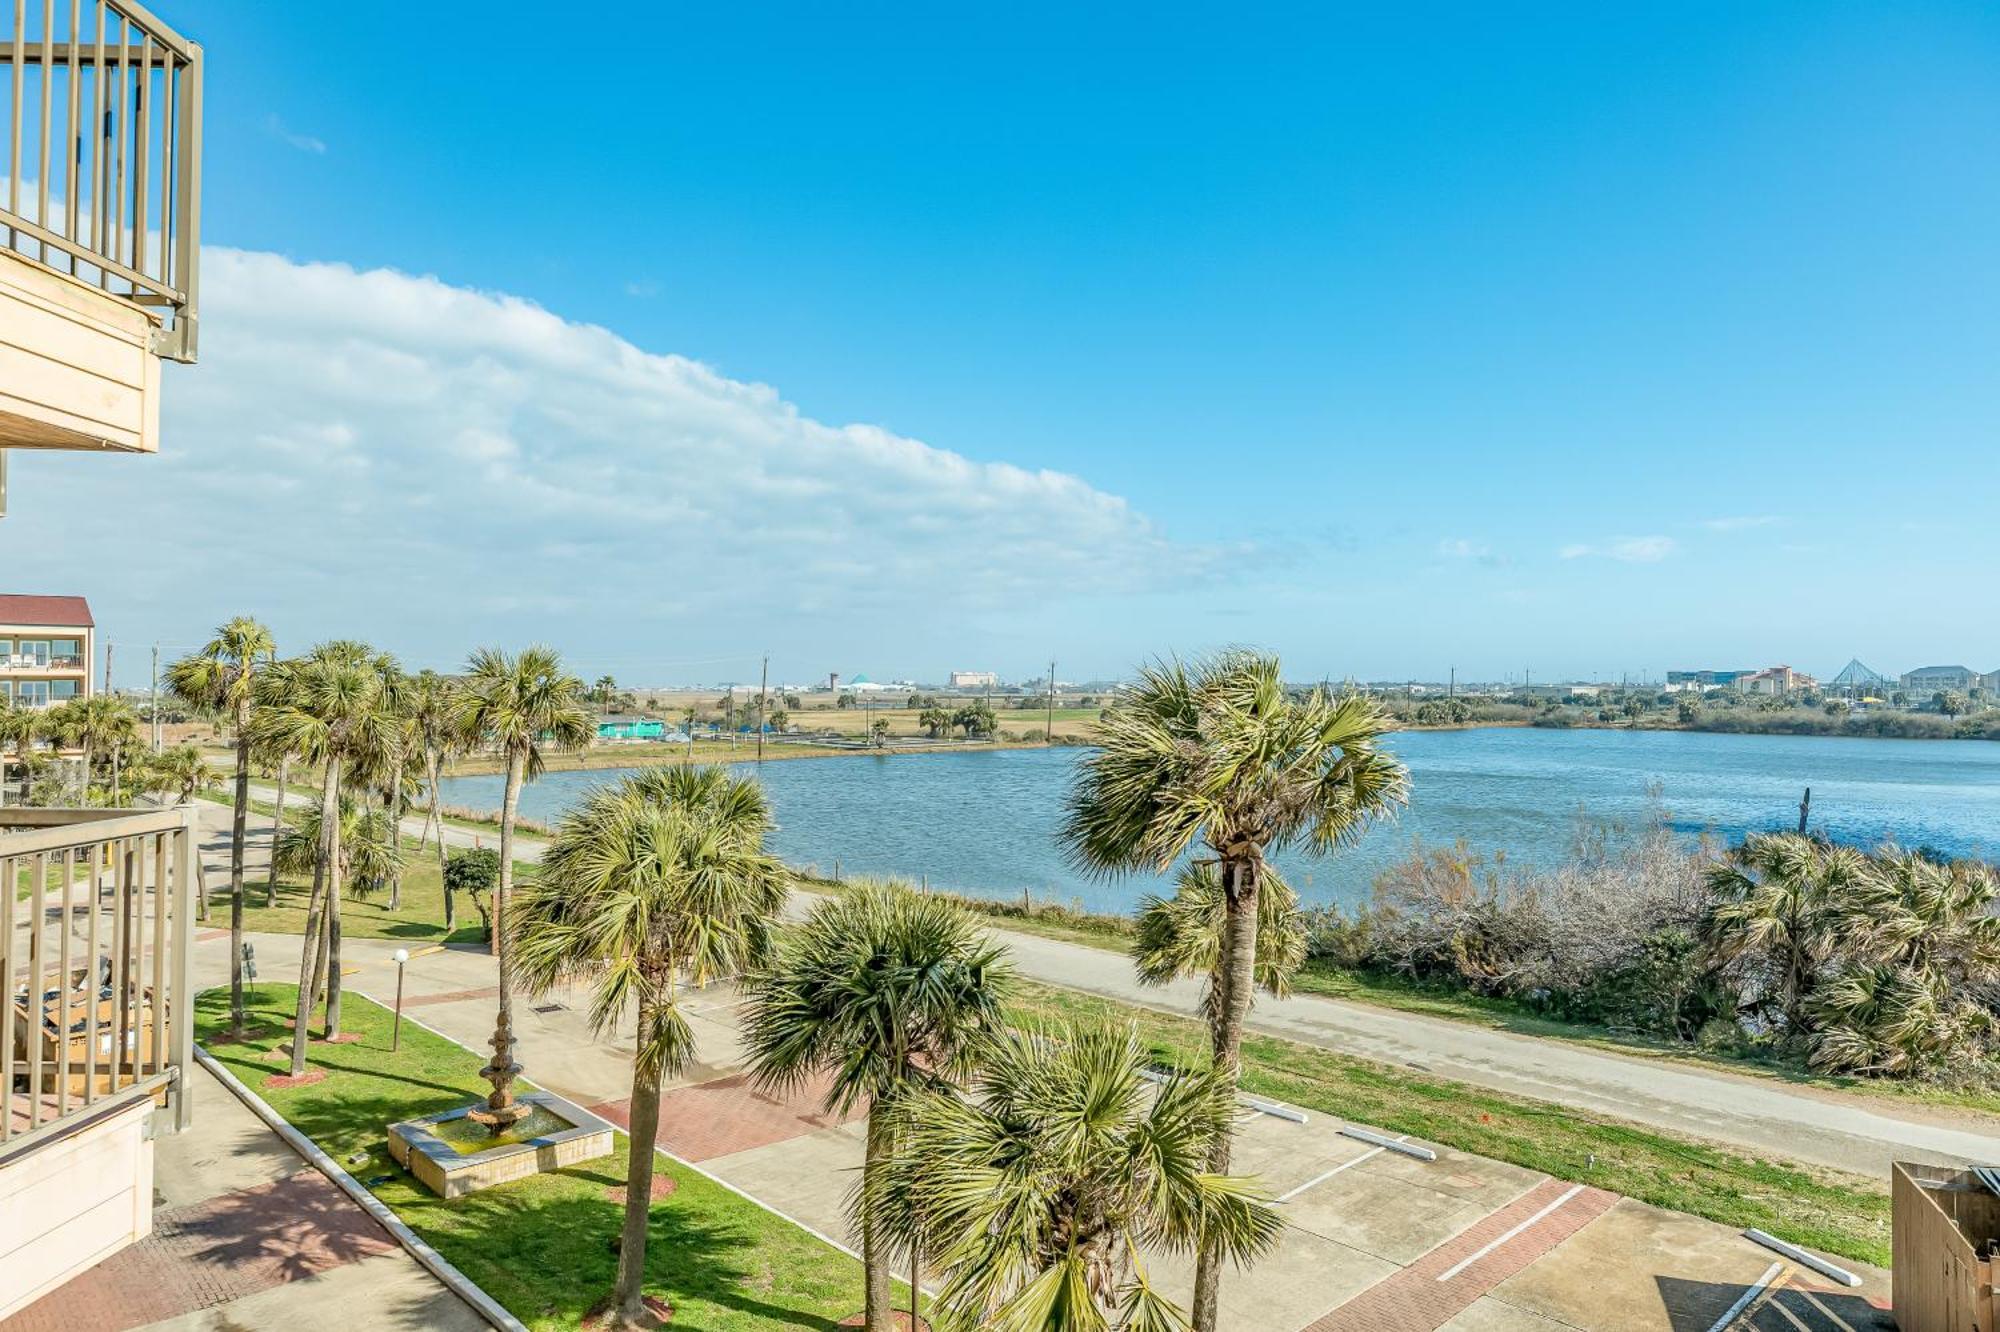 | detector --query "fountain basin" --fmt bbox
[388,1091,614,1198]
